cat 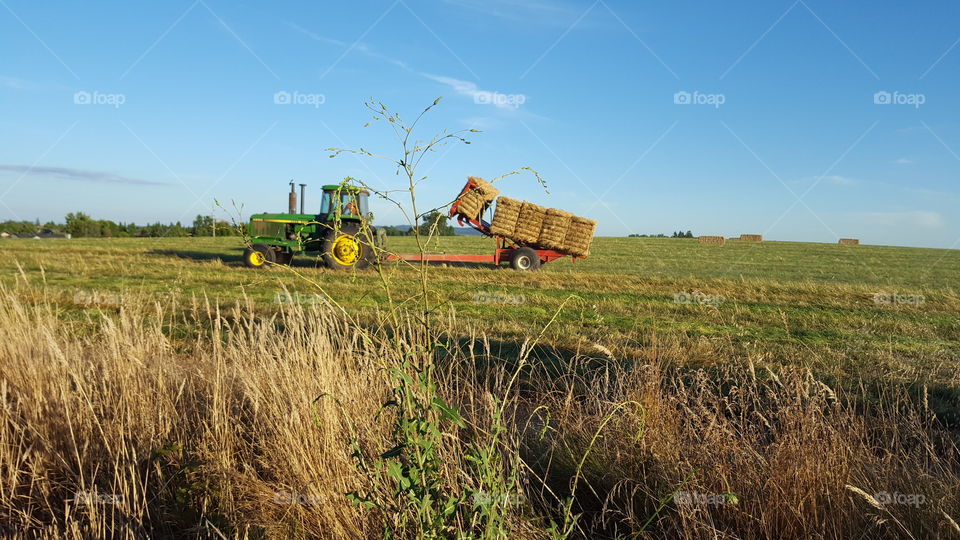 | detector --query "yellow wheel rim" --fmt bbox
[249,250,266,266]
[332,235,361,265]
